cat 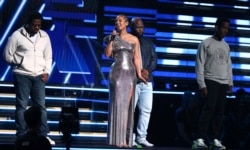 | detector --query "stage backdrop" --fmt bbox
[0,0,250,92]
